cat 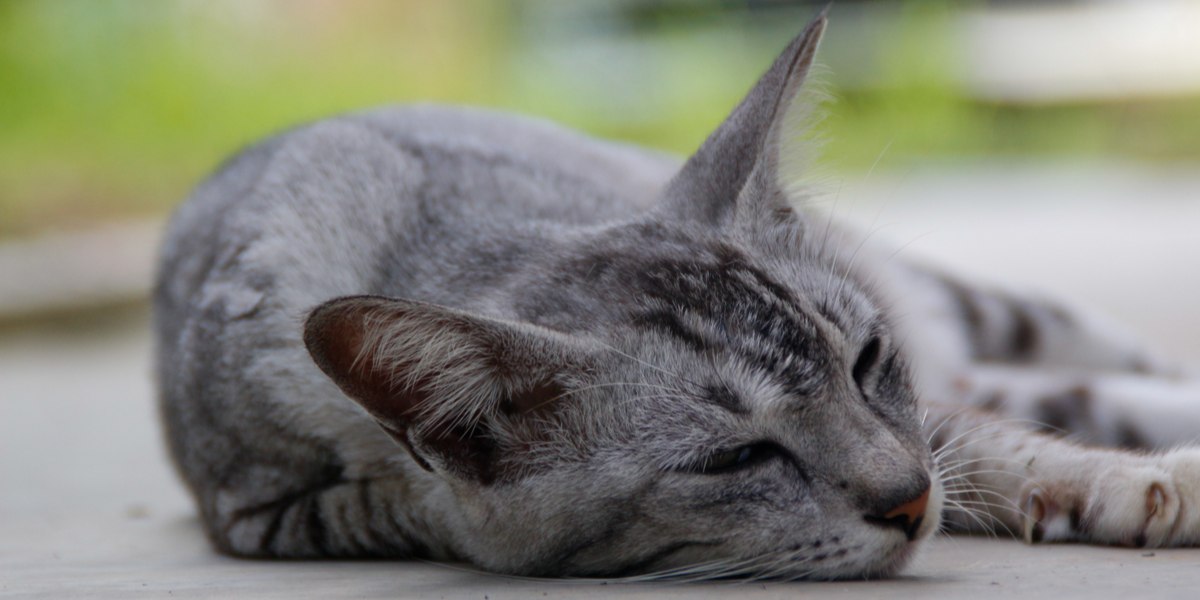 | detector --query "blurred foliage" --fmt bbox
[0,0,1197,237]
